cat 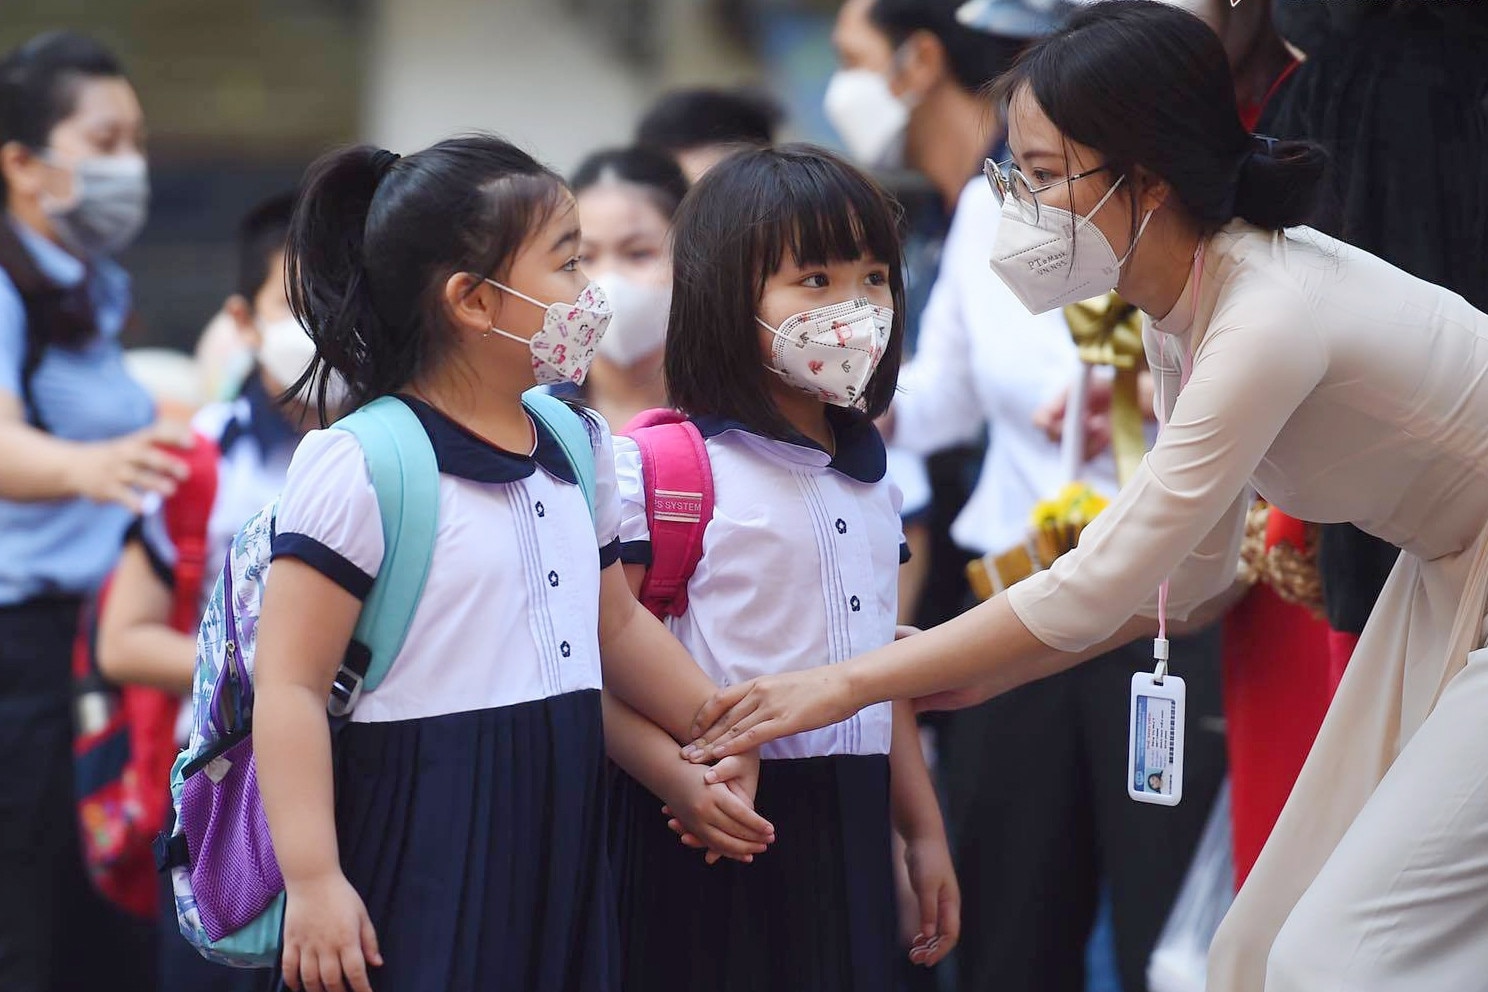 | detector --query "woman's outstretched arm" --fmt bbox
[684,595,1154,761]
